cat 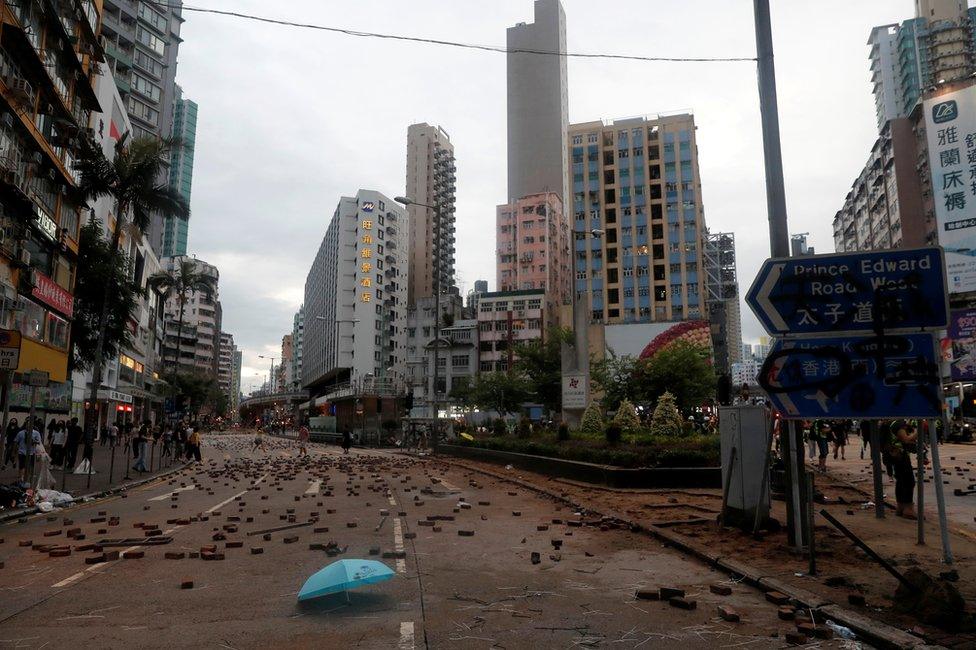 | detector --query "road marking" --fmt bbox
[147,485,195,501]
[387,494,397,507]
[304,480,321,495]
[392,518,406,574]
[206,473,268,513]
[435,476,460,492]
[53,473,268,589]
[398,621,414,649]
